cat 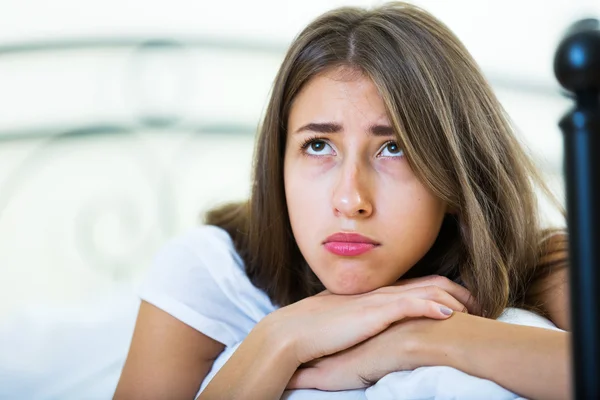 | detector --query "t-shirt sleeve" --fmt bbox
[136,226,274,347]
